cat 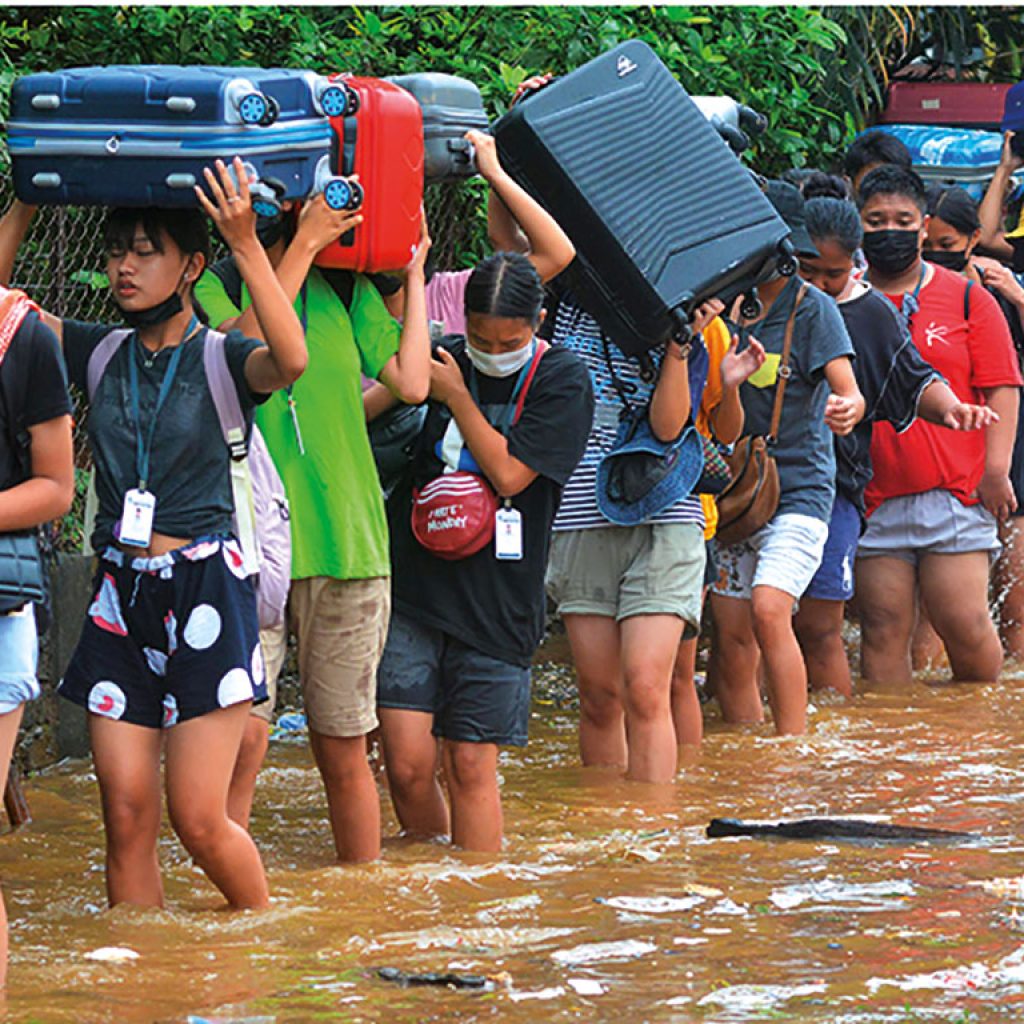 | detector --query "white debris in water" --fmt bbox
[380,924,576,951]
[707,897,748,916]
[673,937,708,946]
[84,946,140,962]
[552,939,657,966]
[599,895,703,914]
[567,978,606,995]
[868,945,1024,993]
[697,982,827,1009]
[768,878,915,910]
[684,883,724,898]
[509,986,566,1002]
